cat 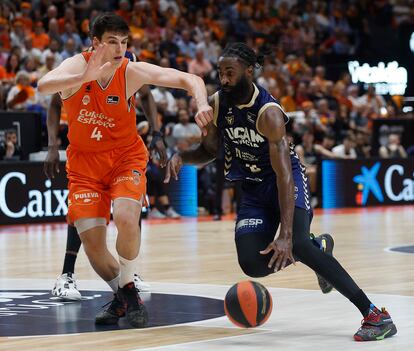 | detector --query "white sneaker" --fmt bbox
[165,207,181,219]
[148,208,167,219]
[51,273,82,301]
[133,274,151,292]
